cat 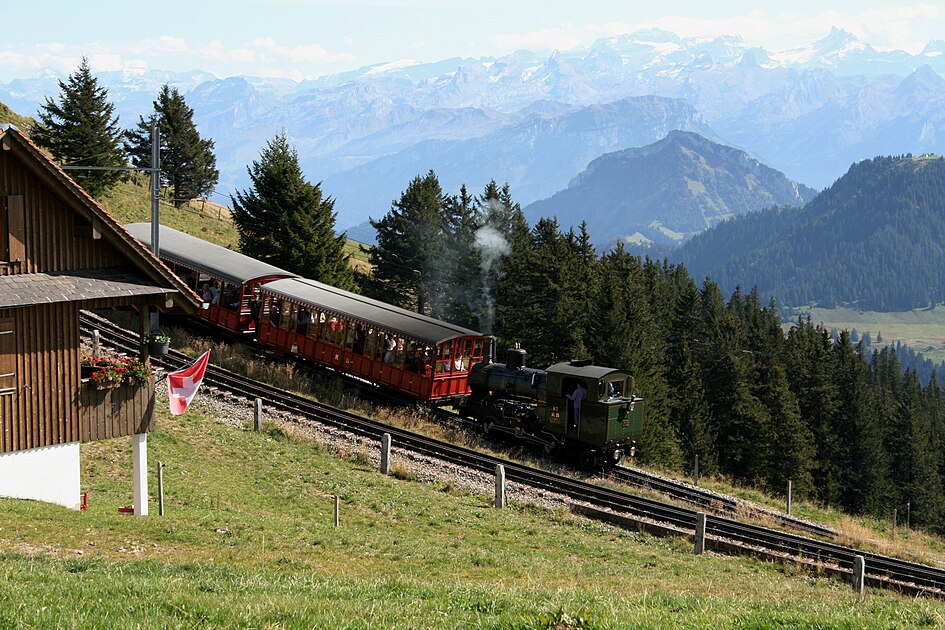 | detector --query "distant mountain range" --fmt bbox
[4,28,945,243]
[524,131,817,247]
[675,154,945,310]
